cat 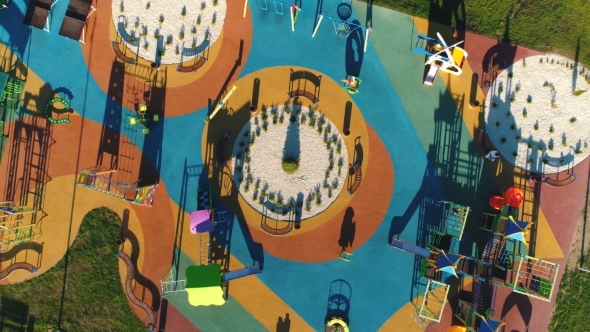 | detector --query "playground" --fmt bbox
[0,0,588,331]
